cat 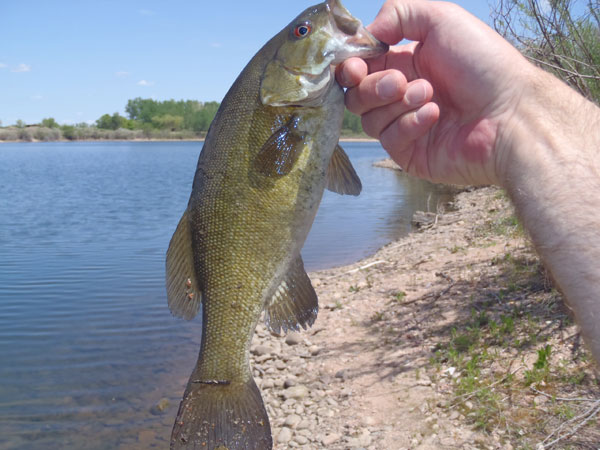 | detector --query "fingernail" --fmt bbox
[405,83,427,106]
[415,104,430,125]
[375,74,399,100]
